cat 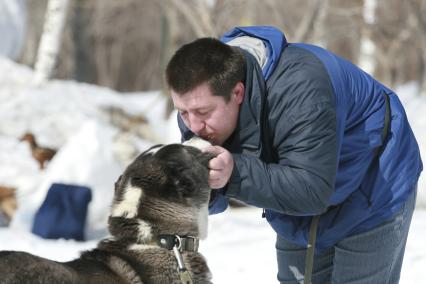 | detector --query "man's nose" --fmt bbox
[188,113,205,134]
